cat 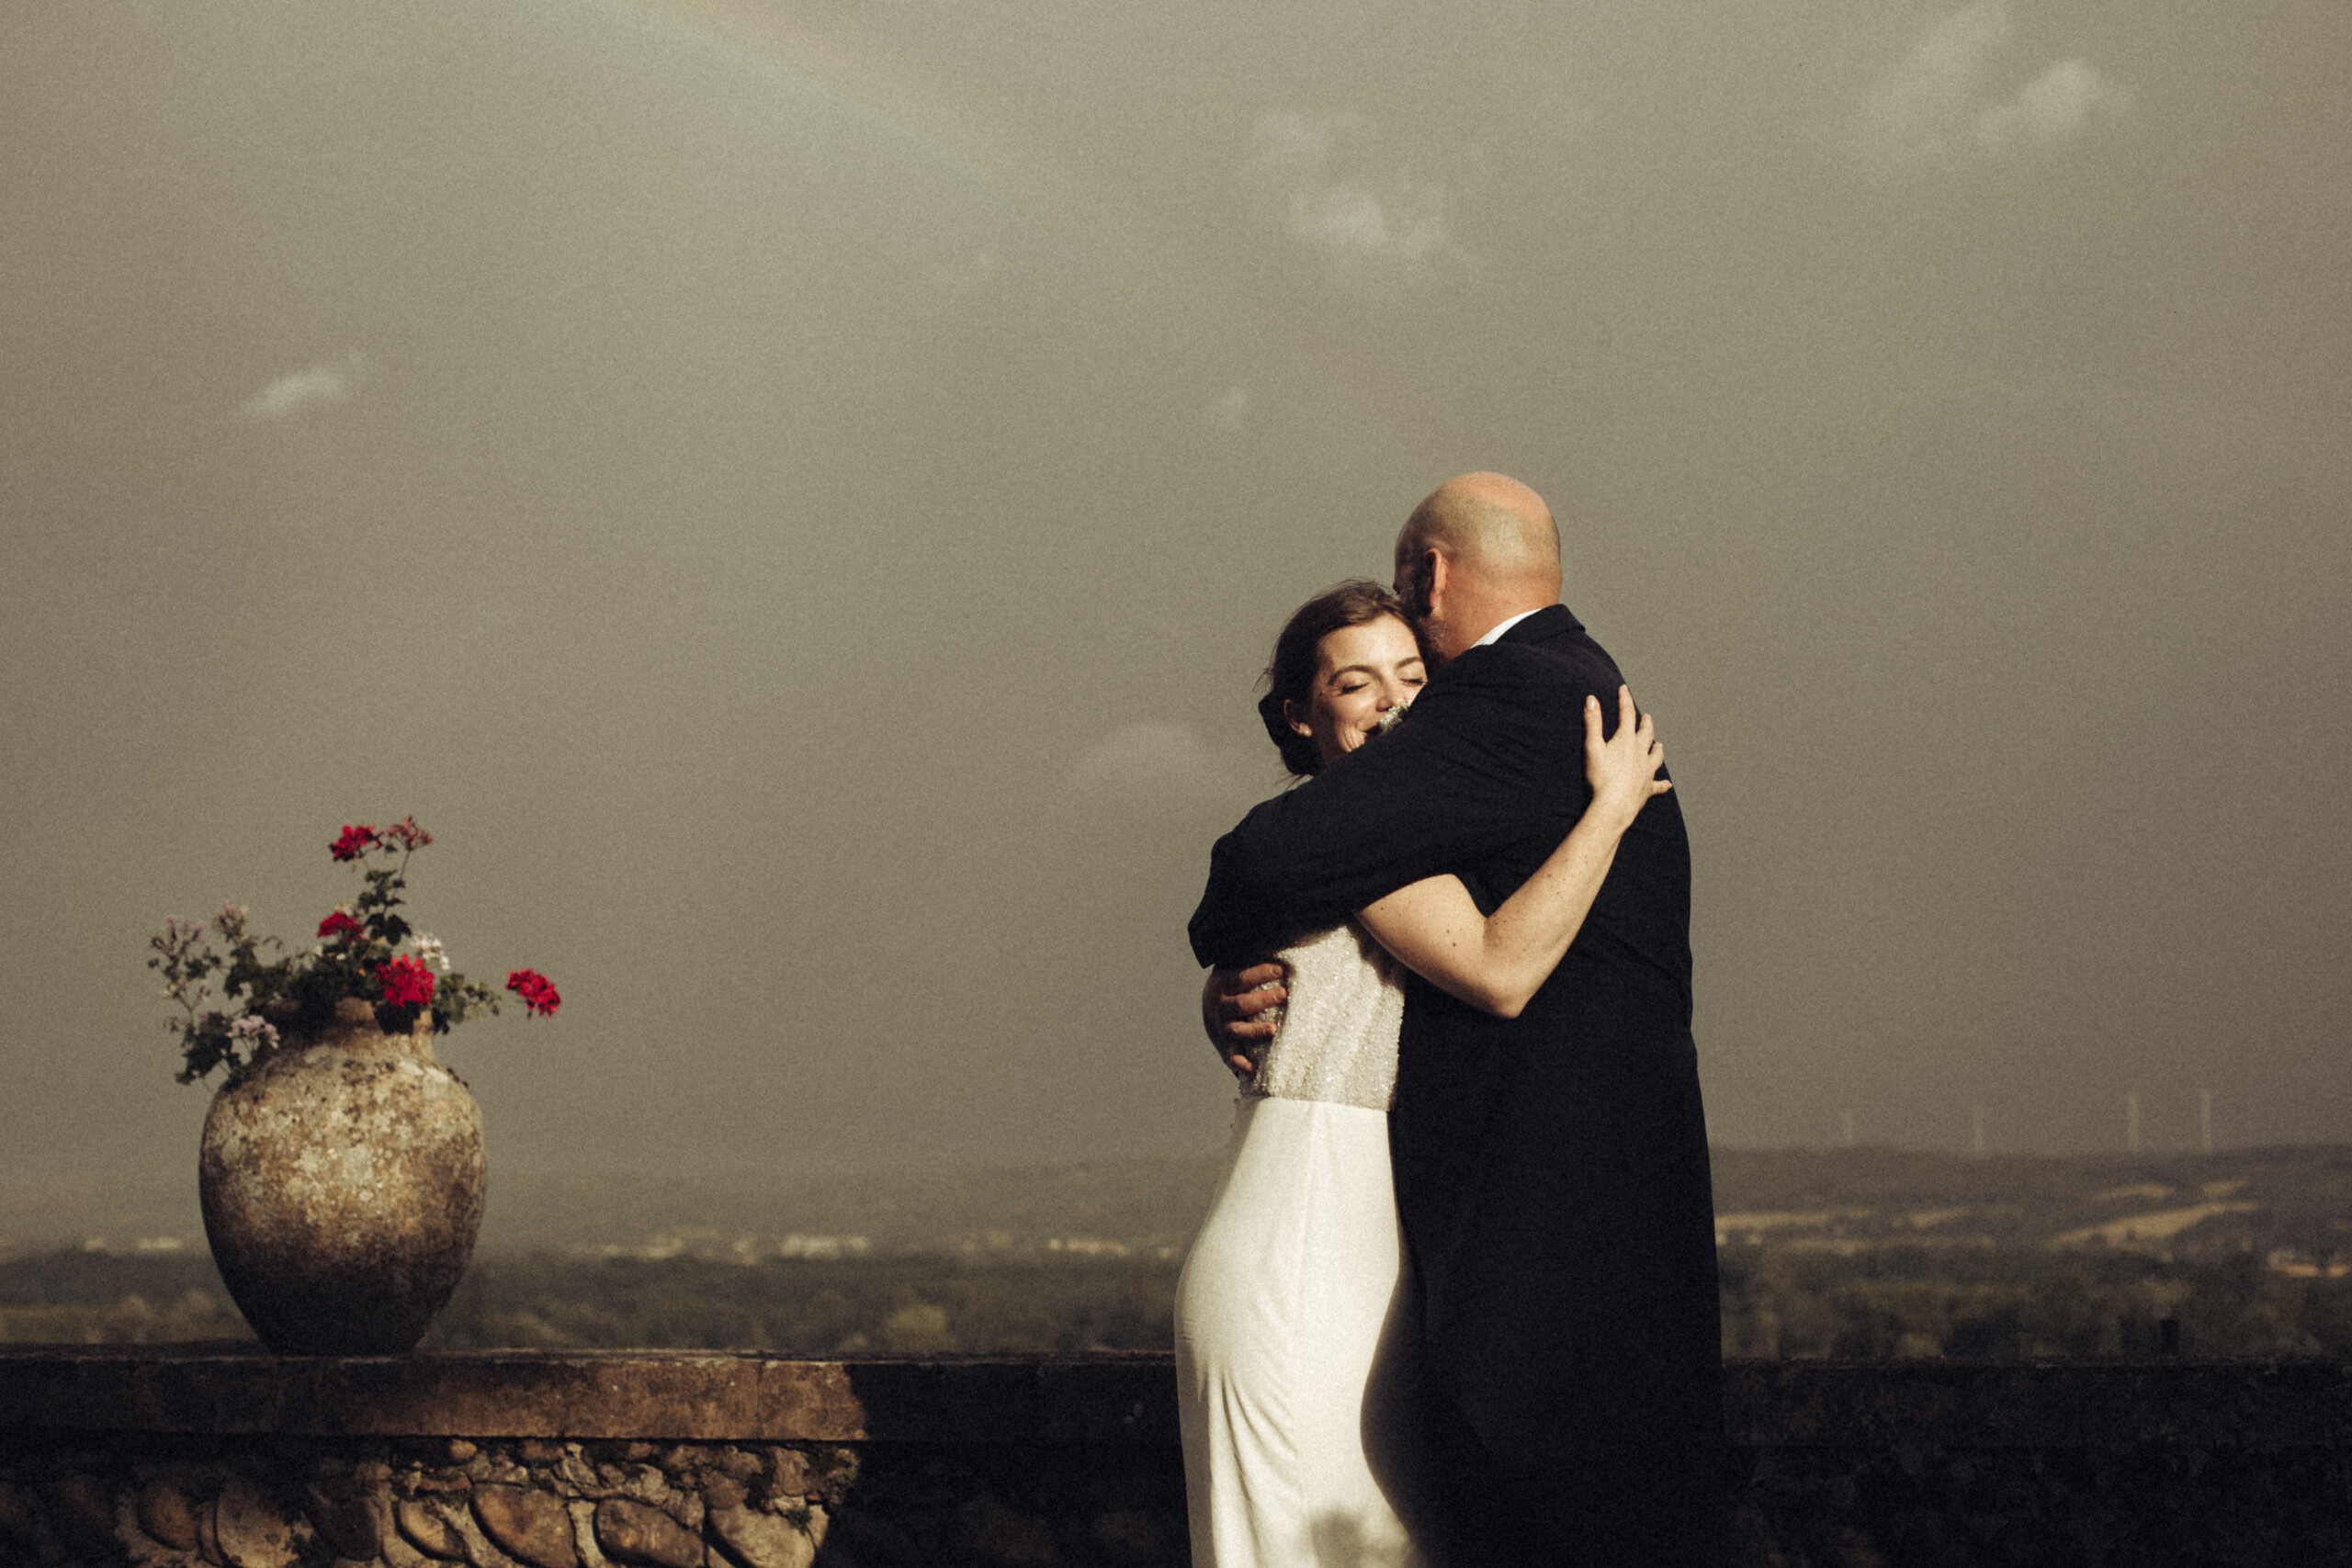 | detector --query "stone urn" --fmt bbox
[199,997,486,1354]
